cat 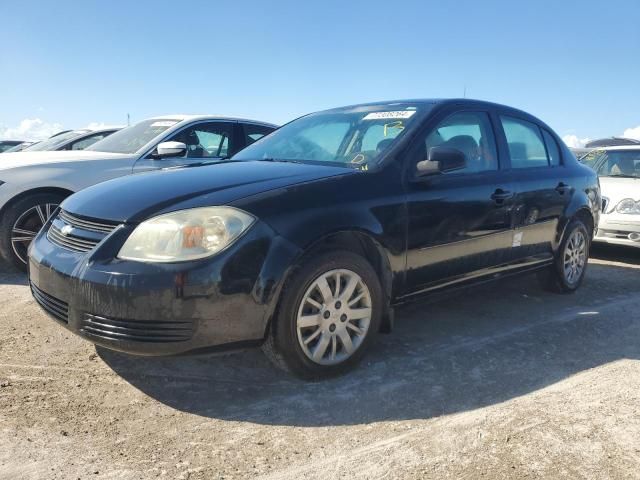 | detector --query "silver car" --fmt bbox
[0,115,276,269]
